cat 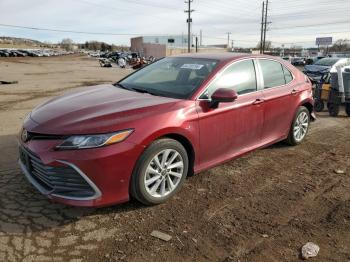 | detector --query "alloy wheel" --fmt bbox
[144,149,184,198]
[293,111,309,142]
